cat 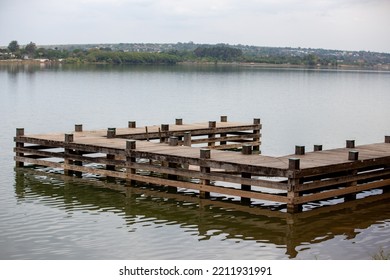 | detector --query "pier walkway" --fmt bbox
[14,117,390,213]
